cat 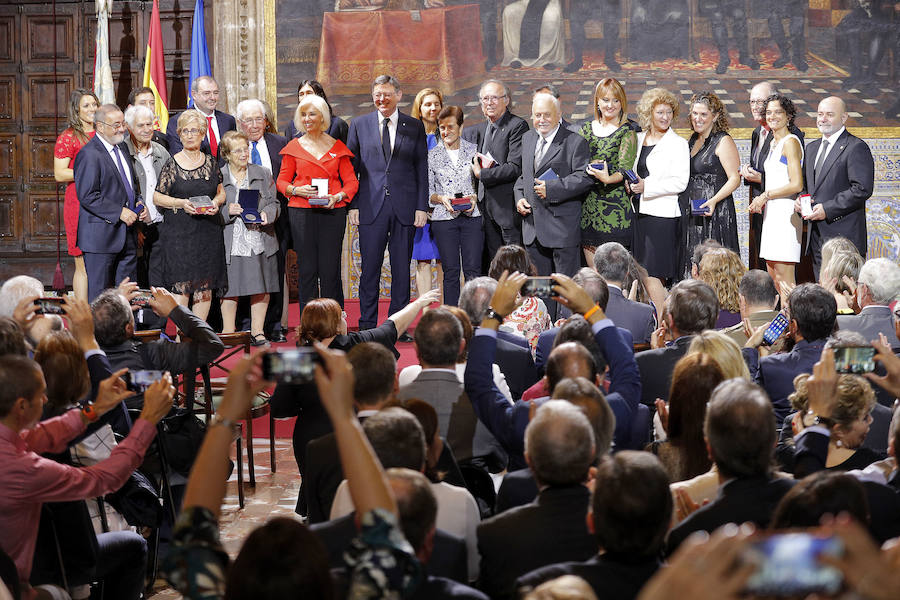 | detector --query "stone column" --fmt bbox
[212,0,276,116]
